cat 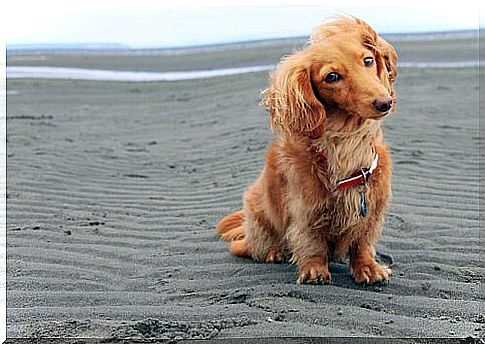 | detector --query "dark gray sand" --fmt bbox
[6,35,484,341]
